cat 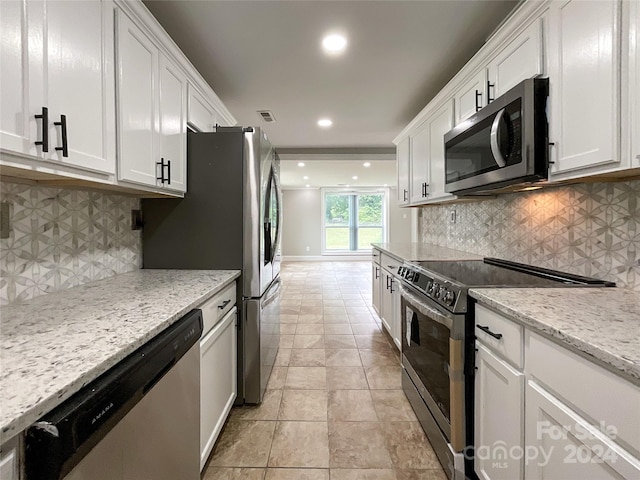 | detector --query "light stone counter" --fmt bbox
[371,242,482,262]
[0,269,240,443]
[470,287,640,382]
